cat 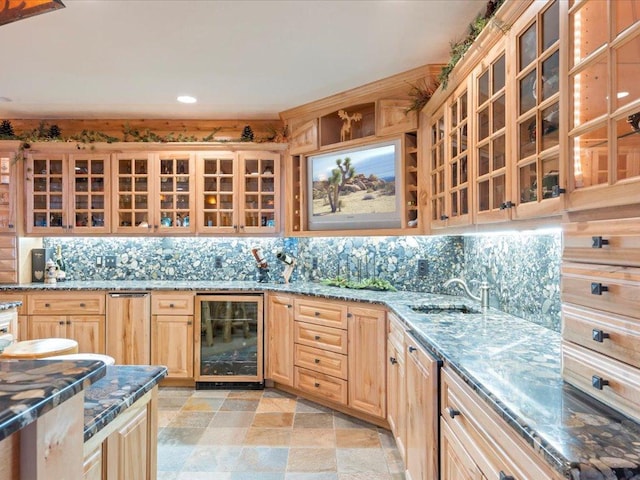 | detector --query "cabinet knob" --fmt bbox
[390,357,398,365]
[314,382,320,388]
[314,311,320,316]
[346,313,352,318]
[314,358,320,364]
[592,329,610,343]
[58,321,65,325]
[7,224,13,228]
[314,335,321,340]
[446,407,460,419]
[66,320,71,325]
[551,186,566,197]
[590,282,609,295]
[499,472,515,480]
[440,215,449,221]
[286,304,292,308]
[591,236,609,248]
[592,375,609,390]
[408,346,417,353]
[499,201,515,210]
[44,303,50,308]
[79,303,86,307]
[169,303,175,308]
[187,321,192,325]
